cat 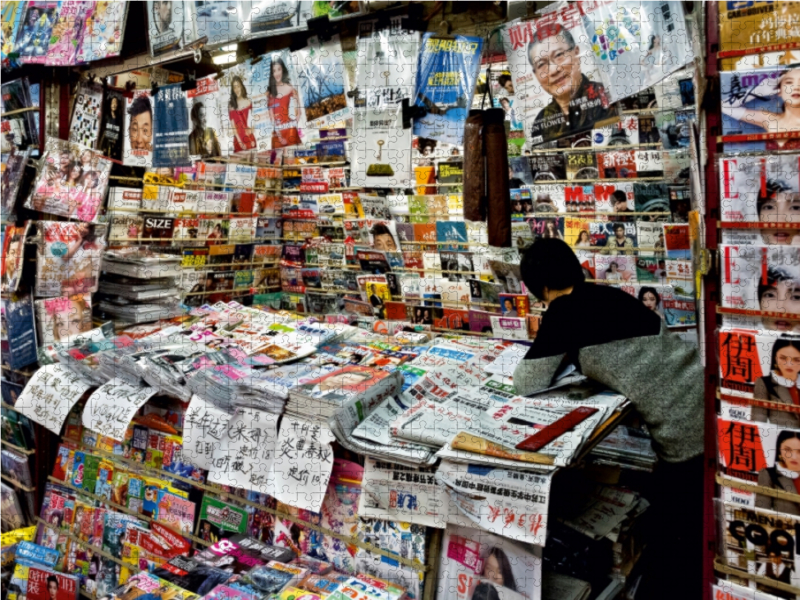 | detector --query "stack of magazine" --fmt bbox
[587,425,658,472]
[99,247,183,324]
